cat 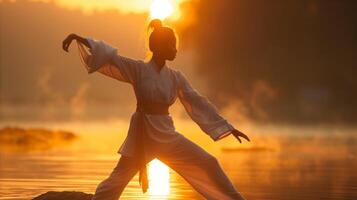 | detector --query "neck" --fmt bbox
[151,54,166,72]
